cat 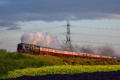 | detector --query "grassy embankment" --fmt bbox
[0,49,120,79]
